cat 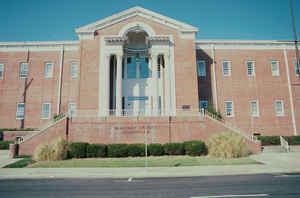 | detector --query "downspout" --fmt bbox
[211,44,218,112]
[57,45,64,114]
[283,48,297,135]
